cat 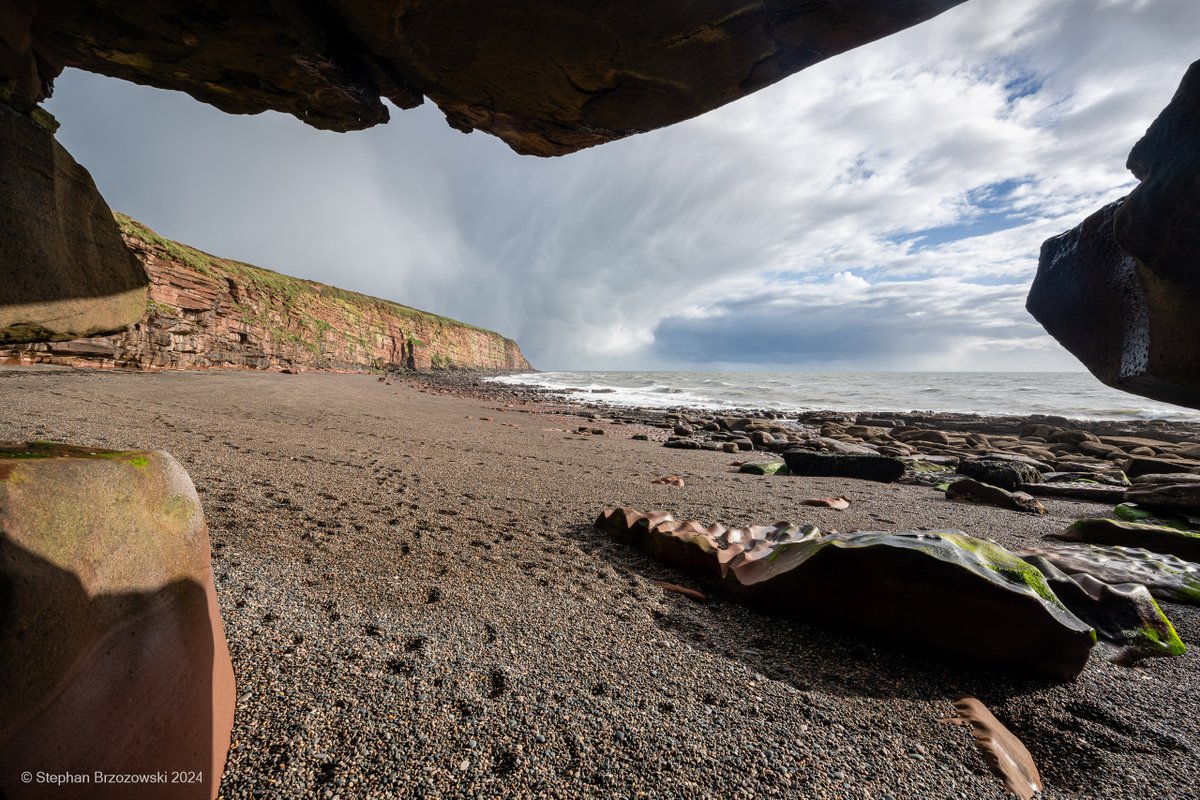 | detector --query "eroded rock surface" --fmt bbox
[13,1,968,155]
[1054,517,1200,563]
[0,104,147,343]
[1018,543,1200,606]
[1022,555,1185,663]
[595,508,1097,680]
[0,442,234,800]
[1028,60,1200,409]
